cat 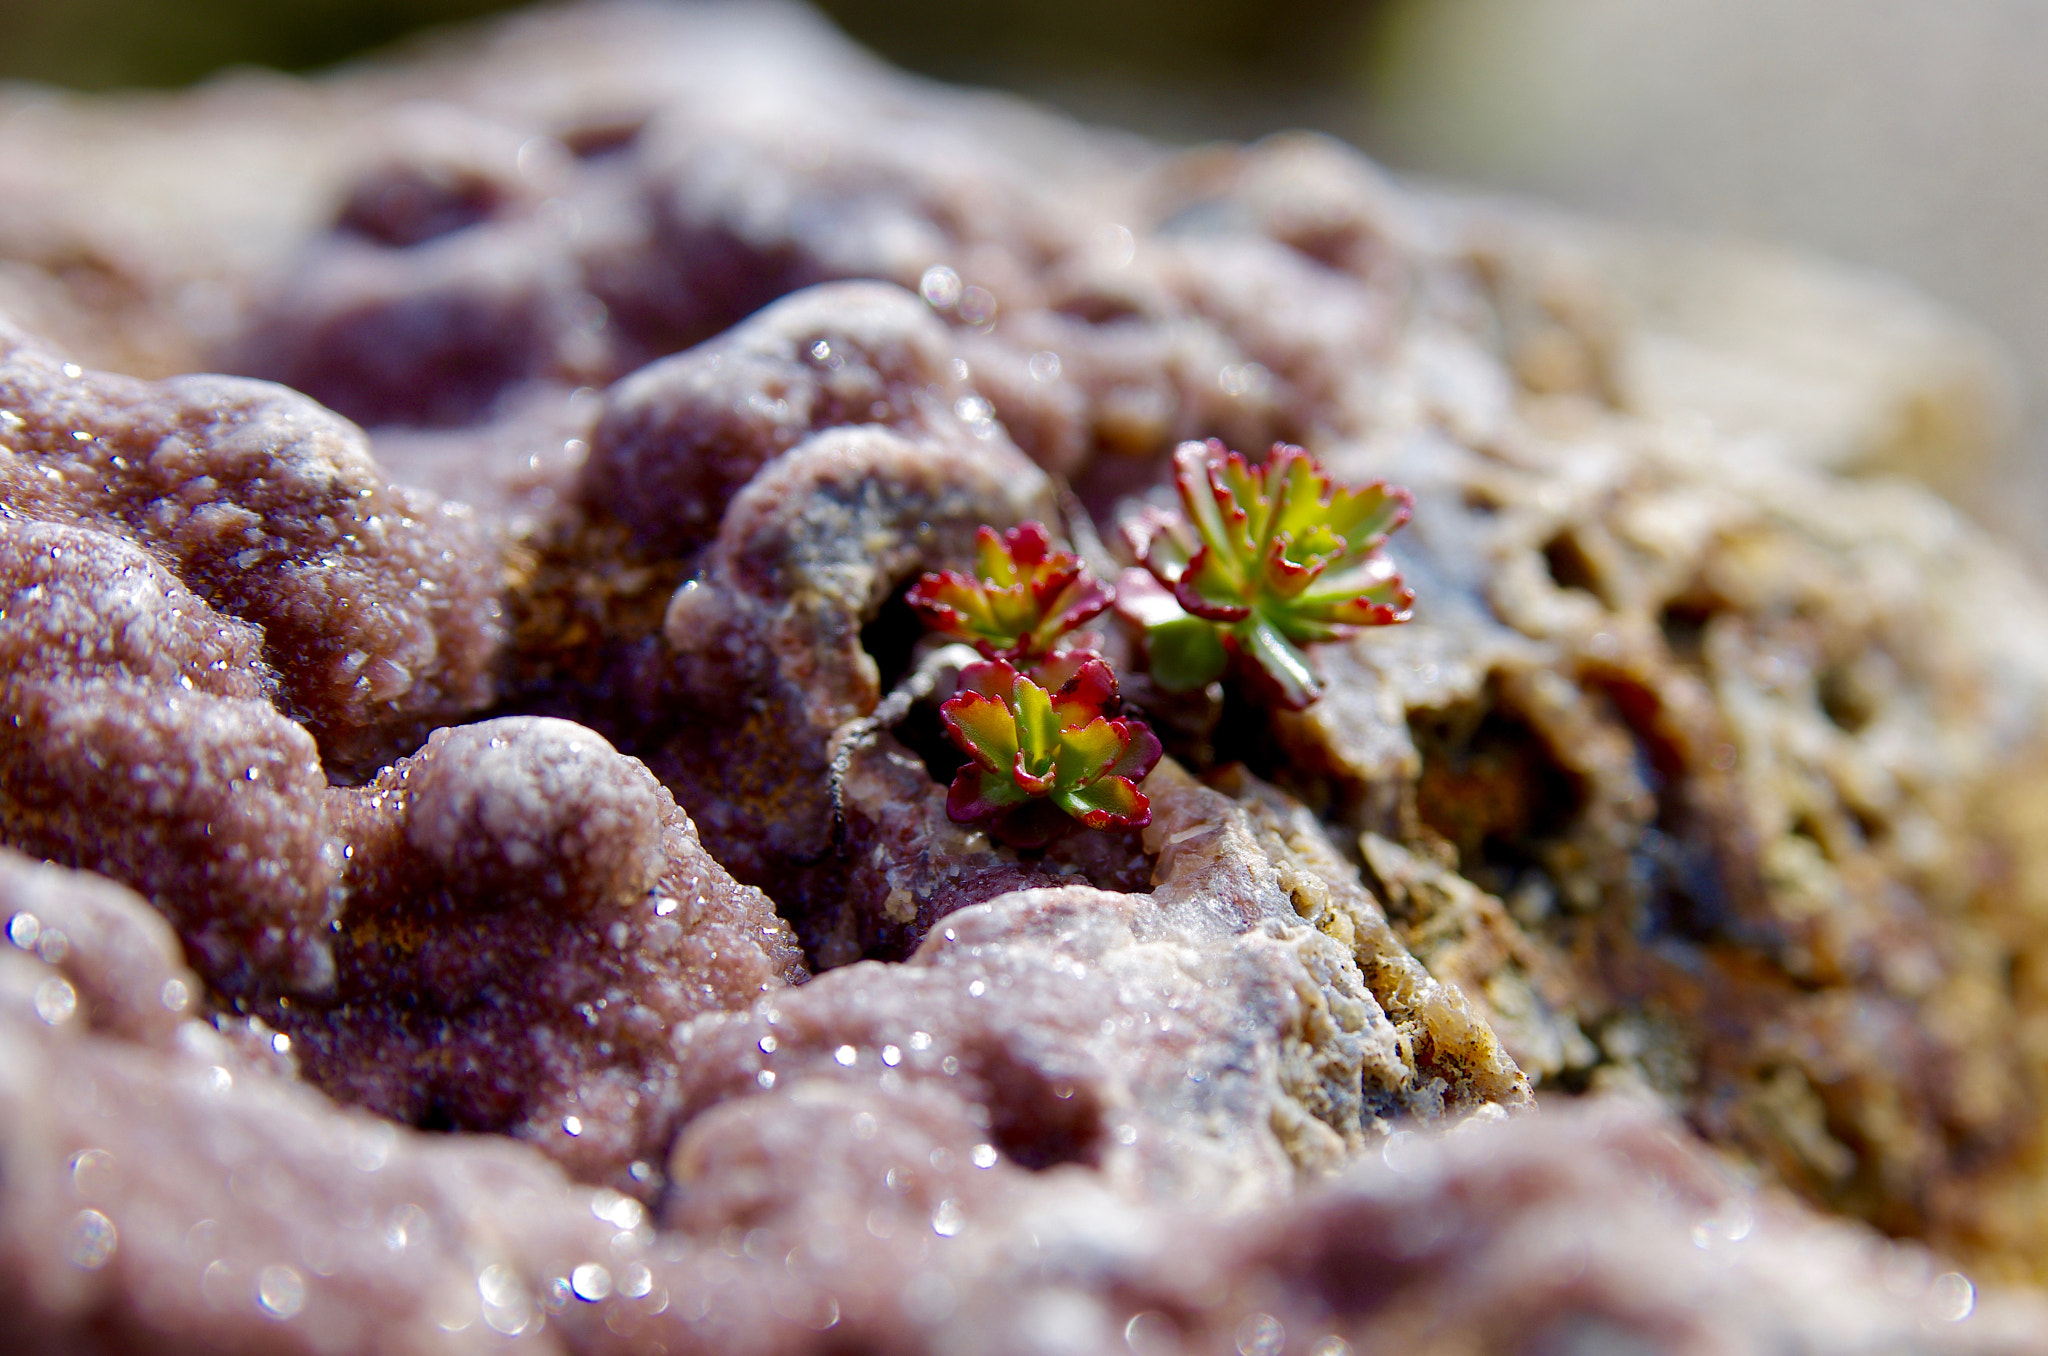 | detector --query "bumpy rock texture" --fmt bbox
[5,1,2048,1351]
